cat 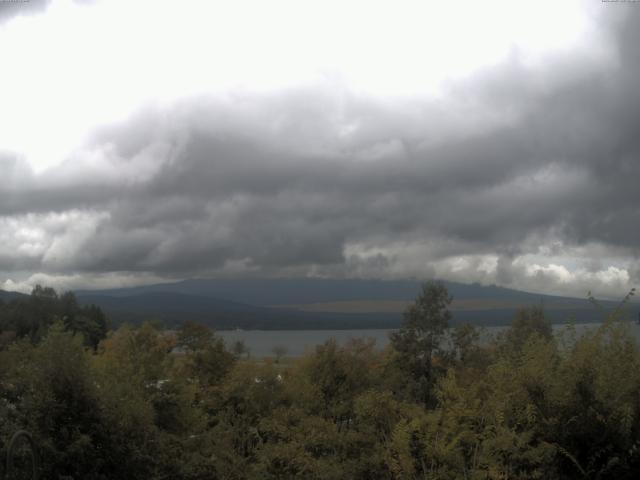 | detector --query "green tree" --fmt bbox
[0,322,122,479]
[298,338,378,425]
[451,323,480,364]
[388,281,452,405]
[501,305,552,353]
[93,322,201,478]
[176,321,236,387]
[0,286,108,349]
